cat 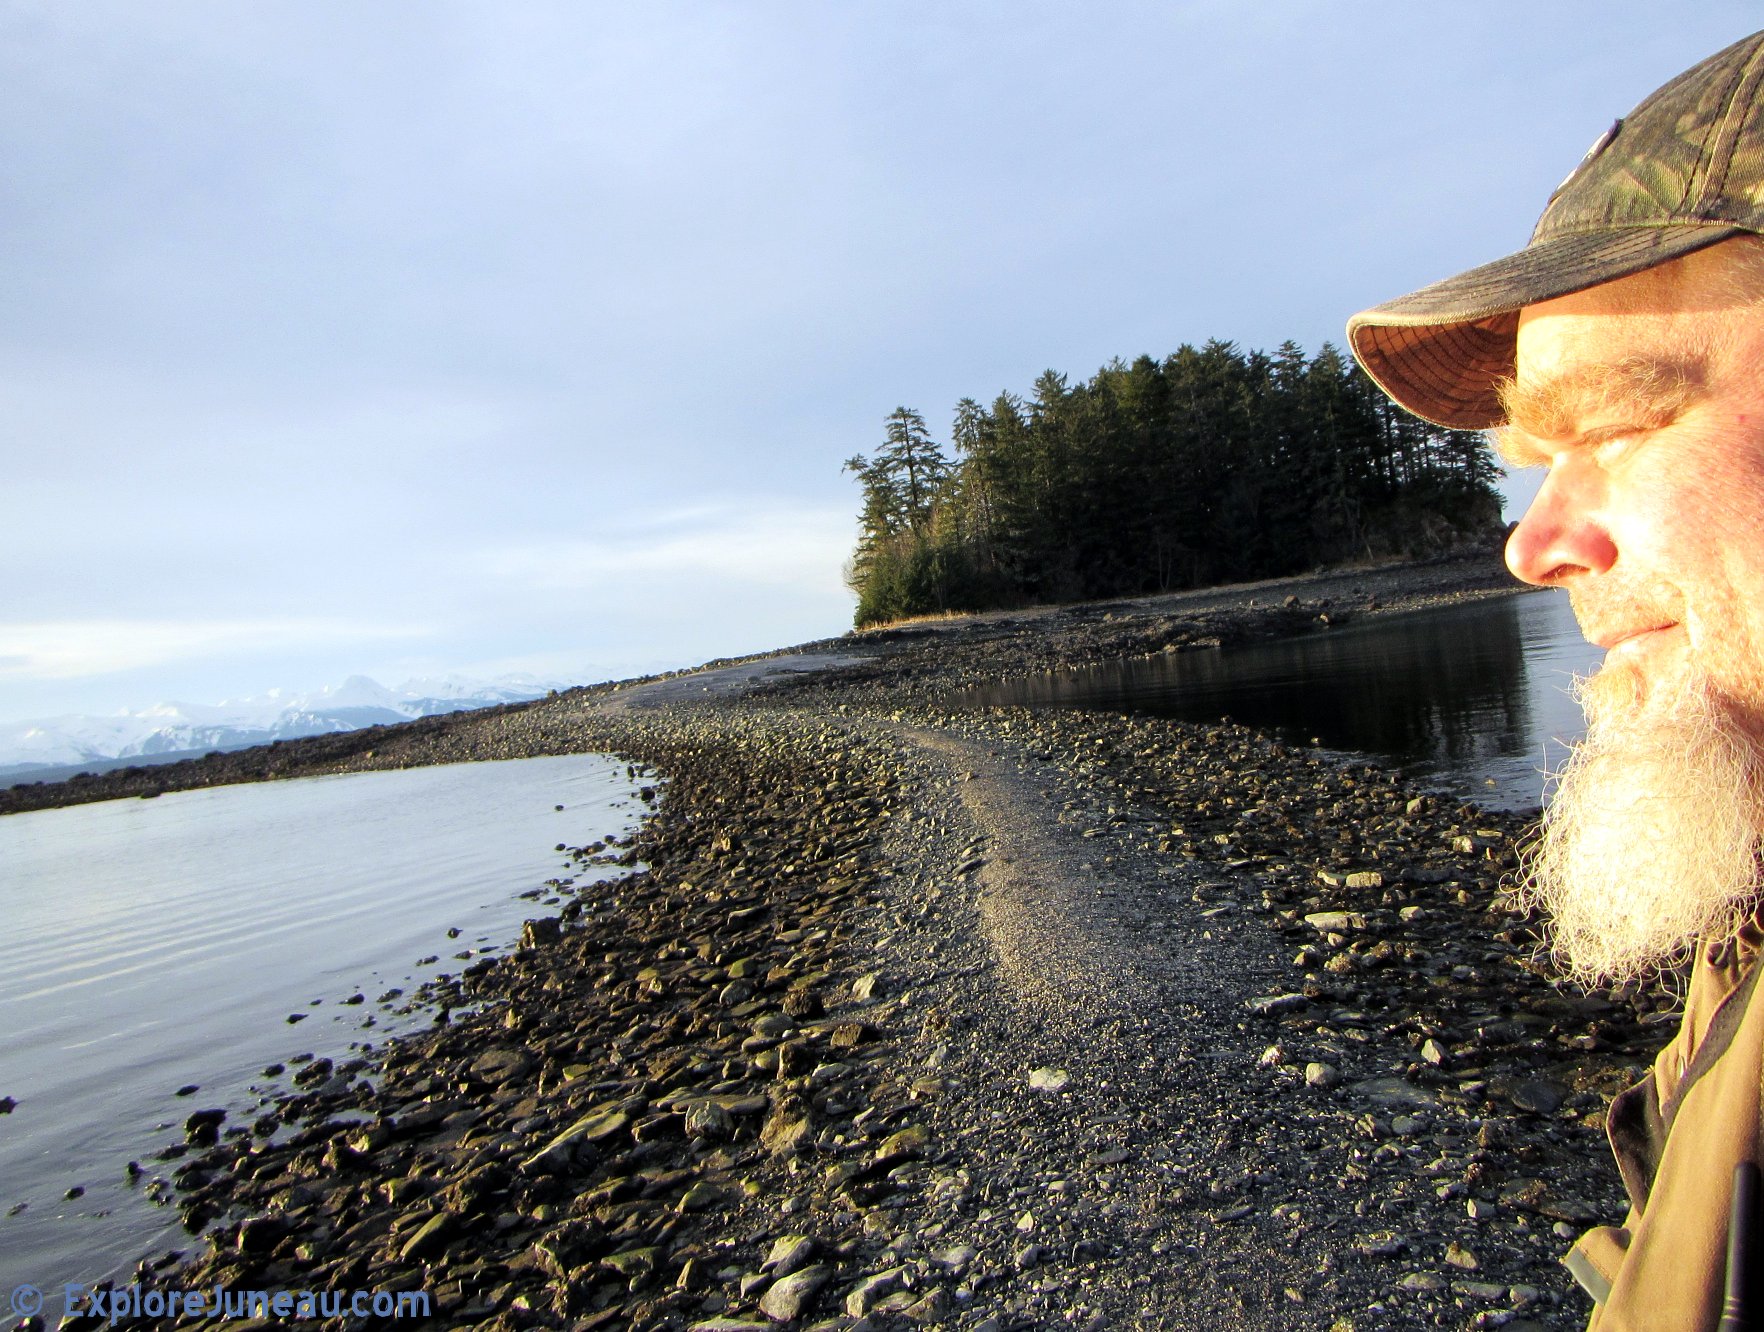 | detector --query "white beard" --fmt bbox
[1514,664,1764,986]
